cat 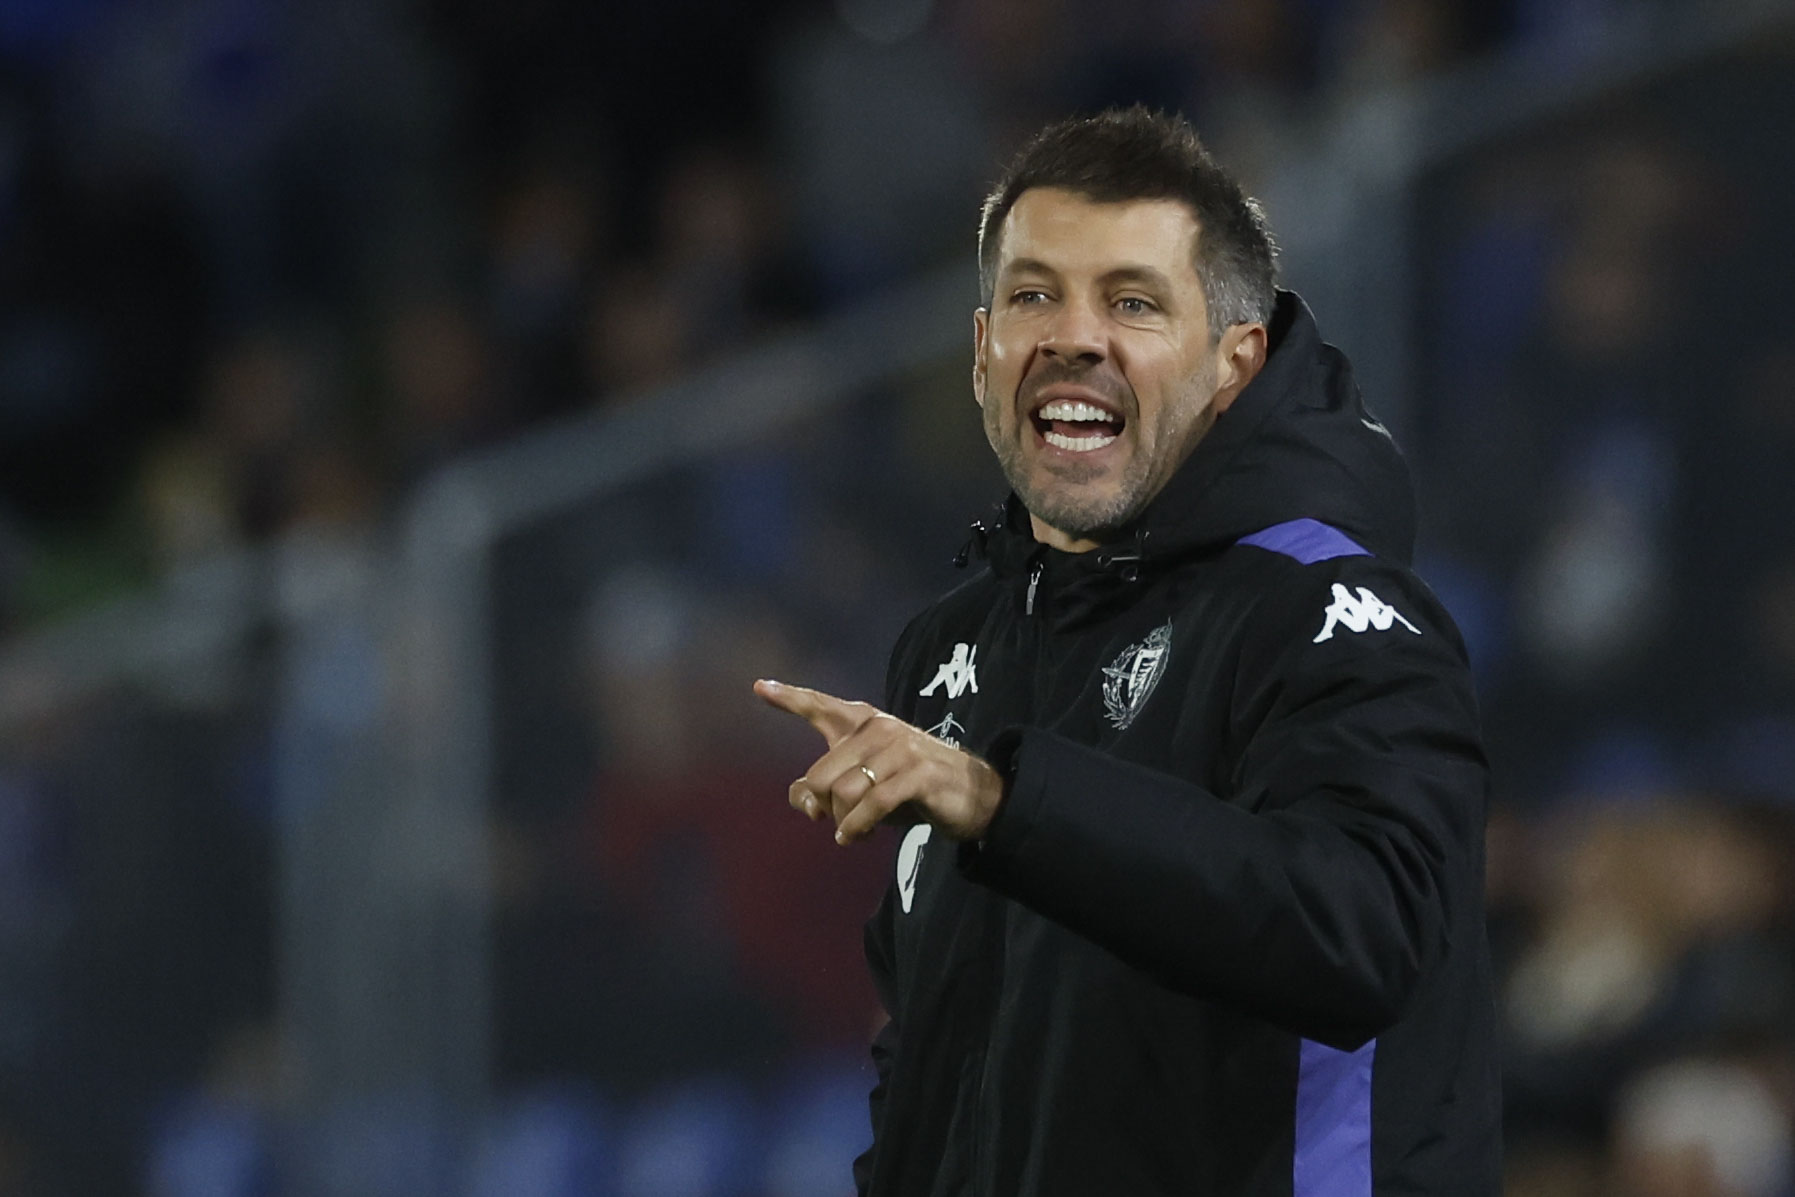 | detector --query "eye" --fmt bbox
[1010,289,1050,306]
[1116,295,1158,316]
